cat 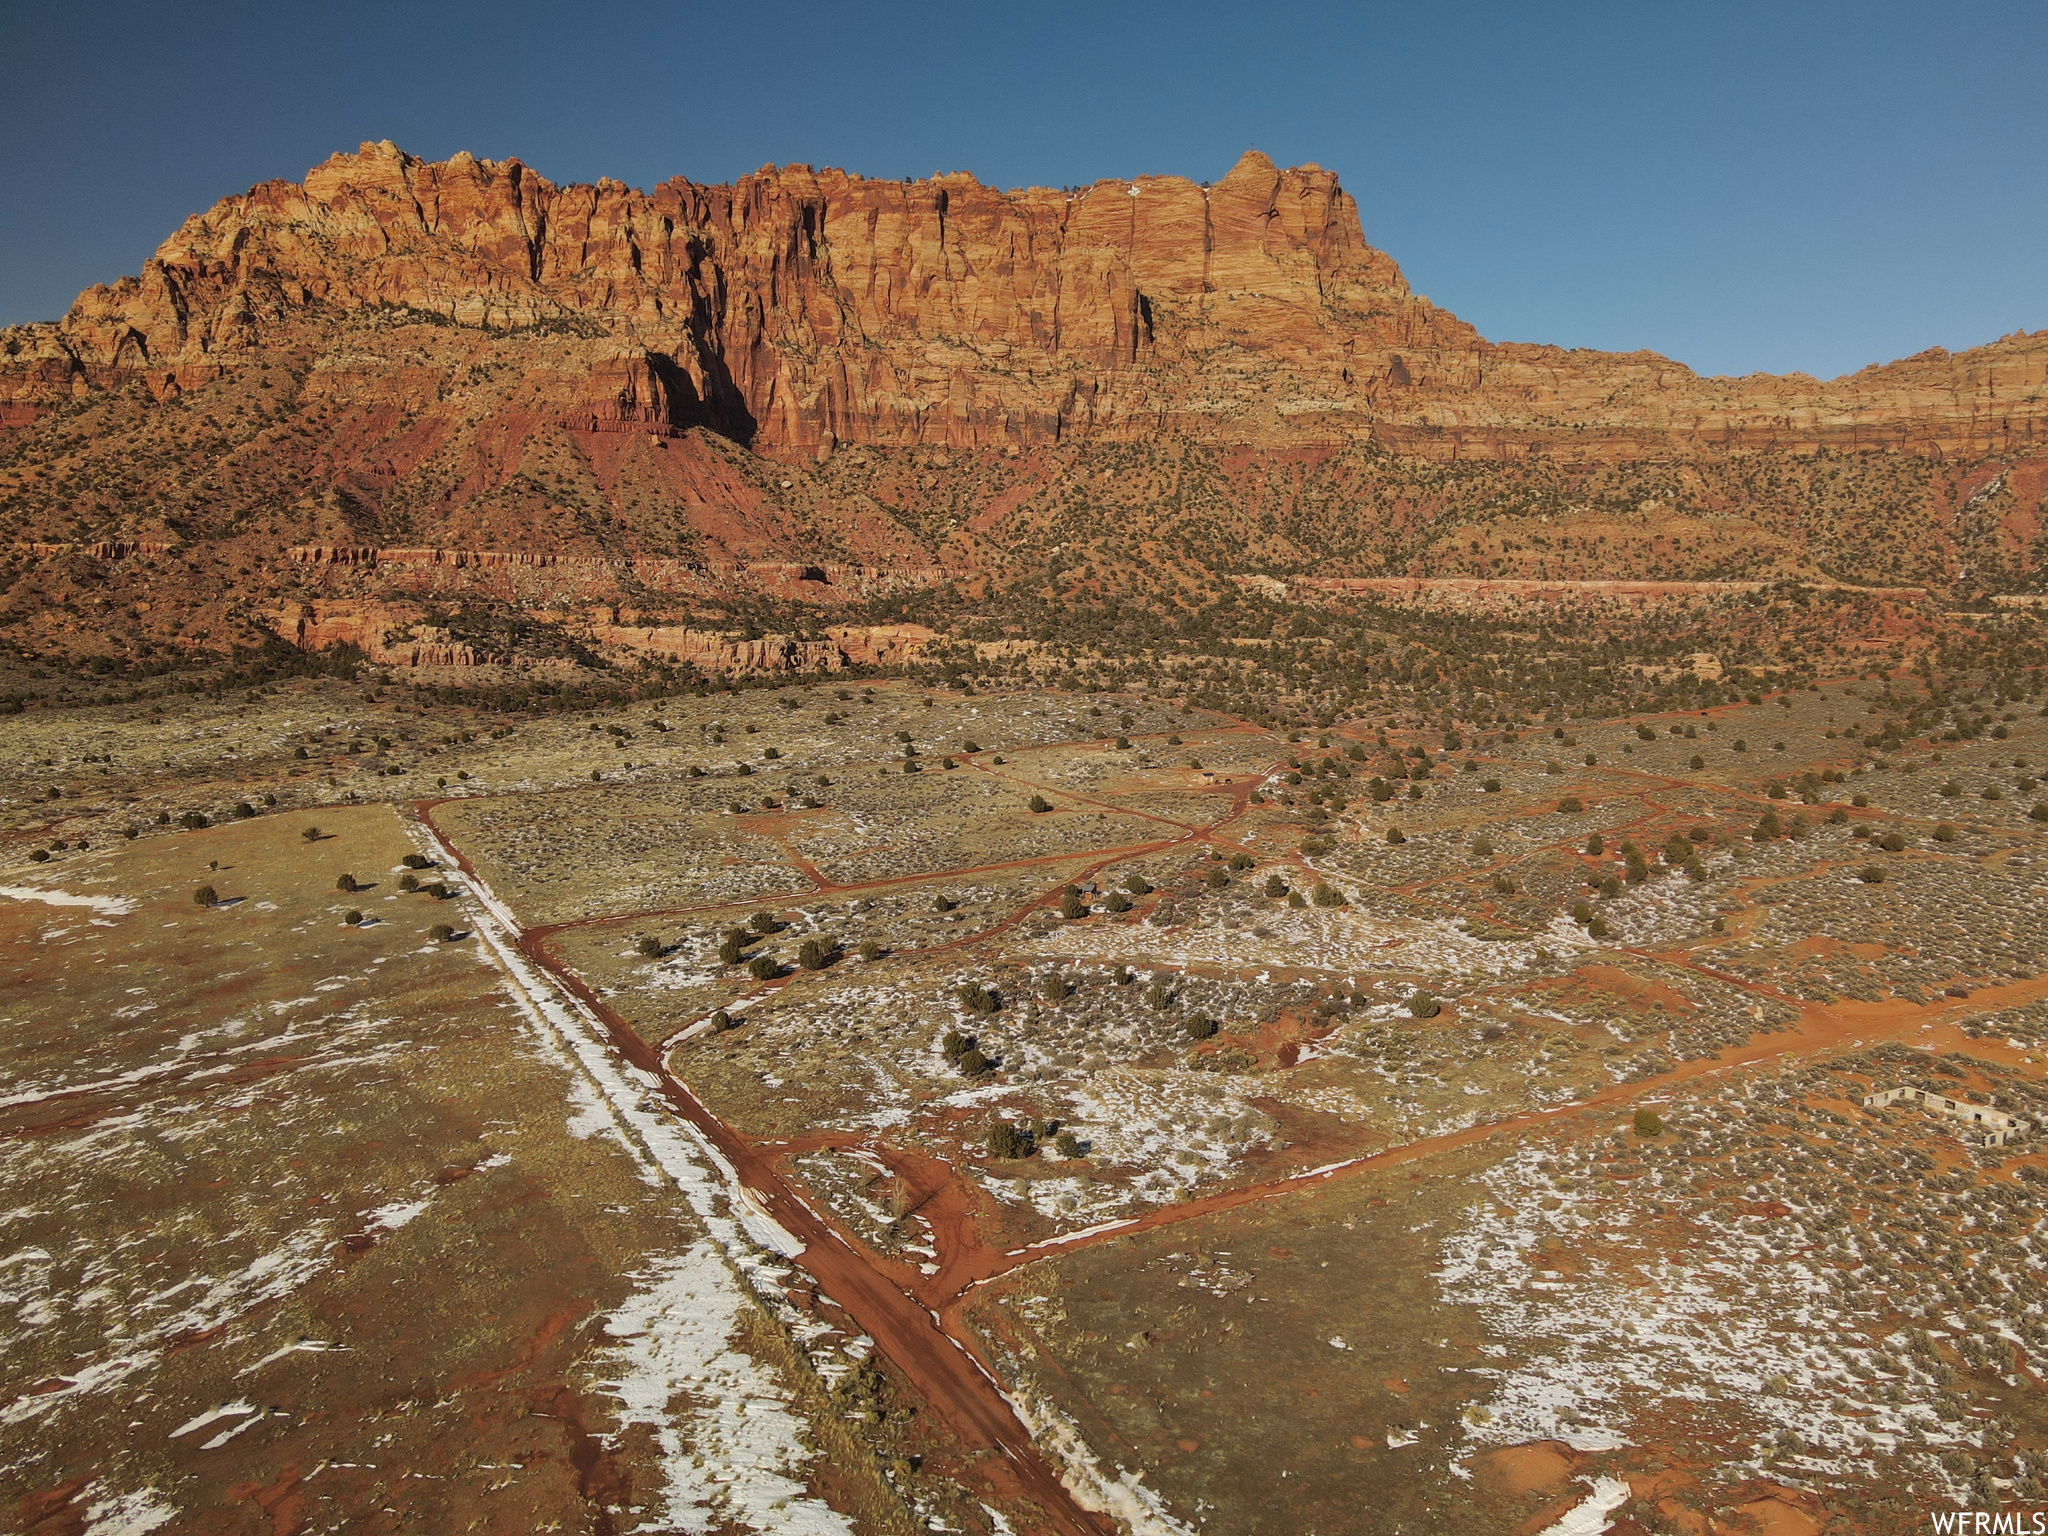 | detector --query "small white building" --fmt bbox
[1863,1086,2023,1147]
